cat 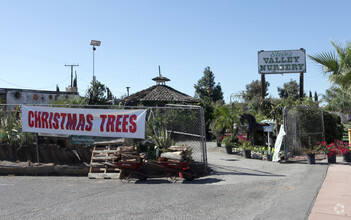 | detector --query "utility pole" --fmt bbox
[65,64,79,87]
[126,87,130,97]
